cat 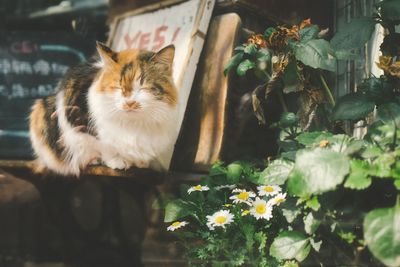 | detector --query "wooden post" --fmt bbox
[172,13,242,172]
